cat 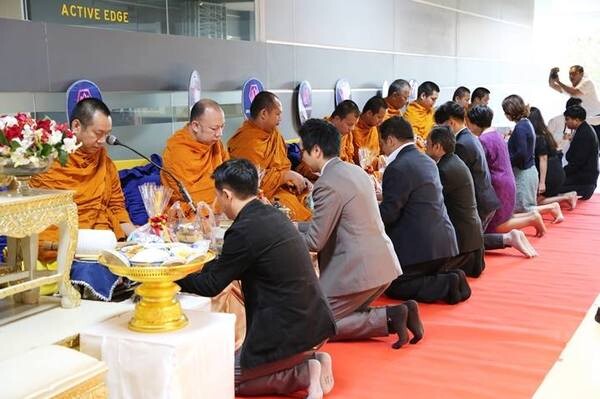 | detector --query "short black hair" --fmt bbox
[434,101,465,124]
[212,158,258,199]
[452,86,470,101]
[299,119,340,158]
[379,116,414,141]
[331,100,360,119]
[249,91,279,119]
[471,87,490,103]
[417,81,440,98]
[467,105,494,129]
[428,125,456,154]
[571,65,584,74]
[190,99,222,122]
[387,79,410,97]
[566,97,582,109]
[70,98,111,128]
[564,105,586,121]
[362,96,387,115]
